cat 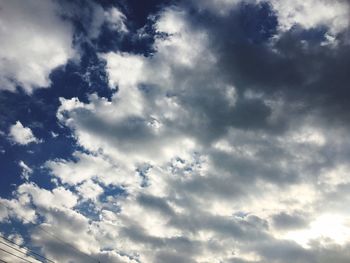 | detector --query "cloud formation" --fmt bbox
[9,121,39,145]
[0,0,75,93]
[2,1,350,263]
